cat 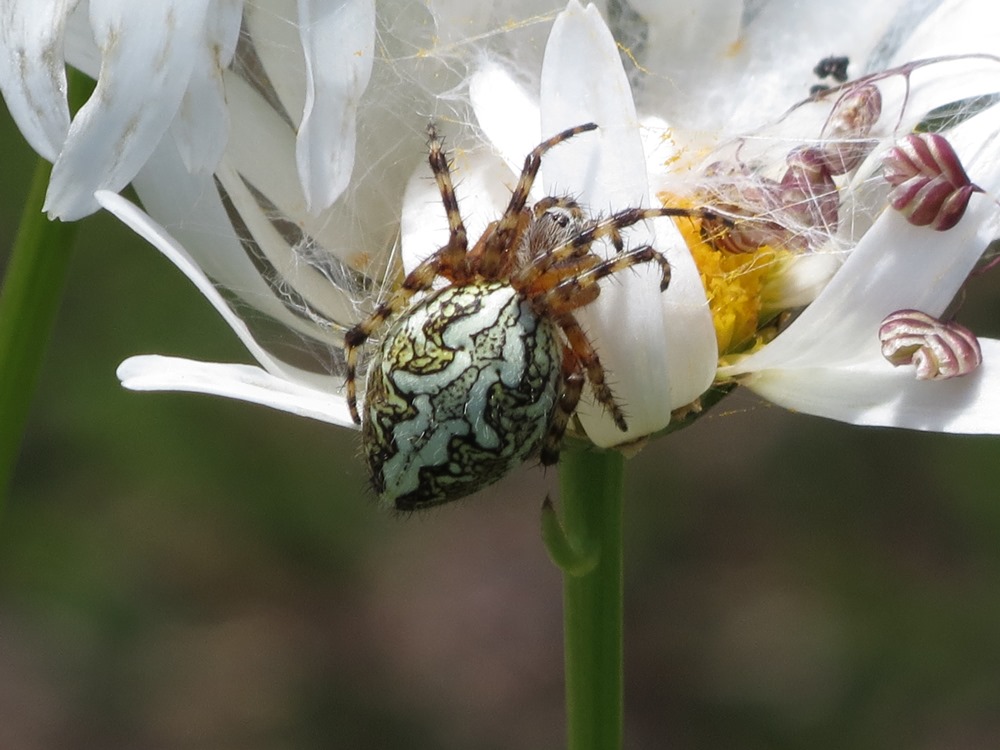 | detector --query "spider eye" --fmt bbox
[546,206,590,234]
